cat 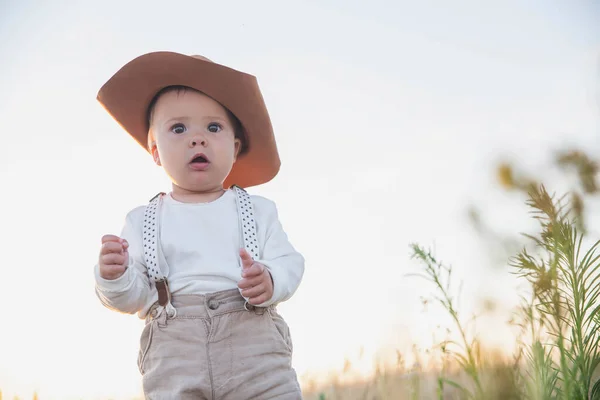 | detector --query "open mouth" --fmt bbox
[191,155,208,163]
[189,153,210,170]
[190,153,210,163]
